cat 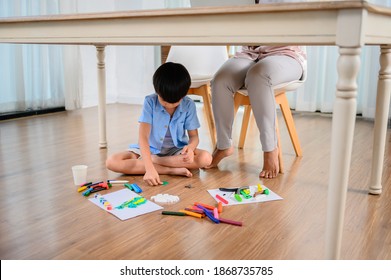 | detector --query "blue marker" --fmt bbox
[124,183,142,193]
